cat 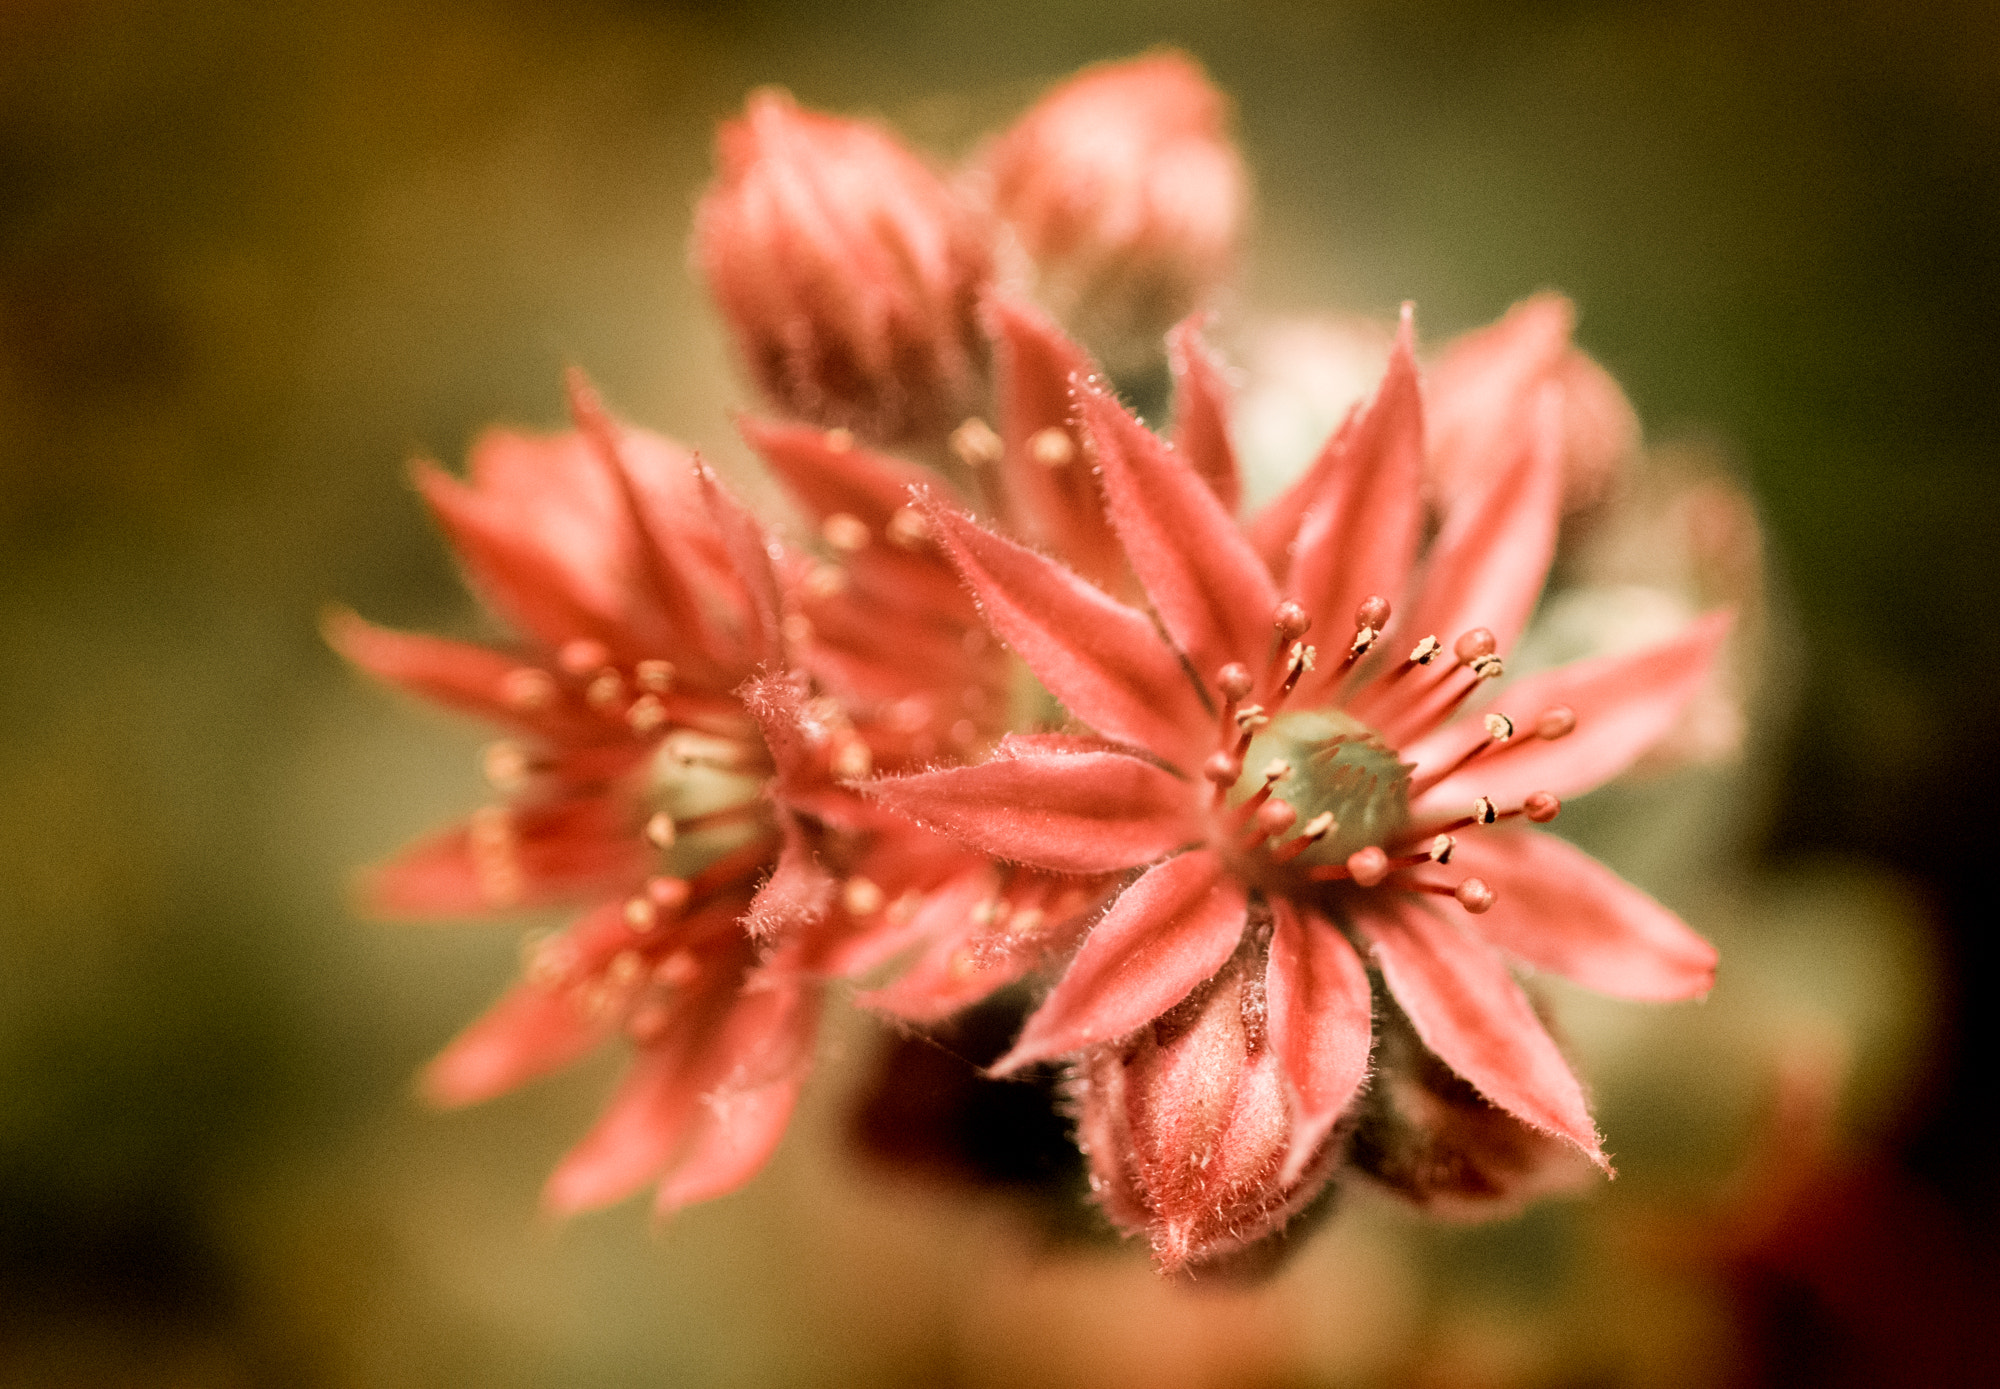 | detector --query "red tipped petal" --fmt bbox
[924,501,1208,767]
[995,849,1245,1072]
[422,981,611,1107]
[1265,901,1374,1184]
[1361,895,1607,1169]
[1445,830,1717,1000]
[1408,609,1735,813]
[989,299,1127,591]
[1285,312,1425,701]
[324,608,564,734]
[1078,380,1281,682]
[866,750,1197,874]
[1167,315,1242,513]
